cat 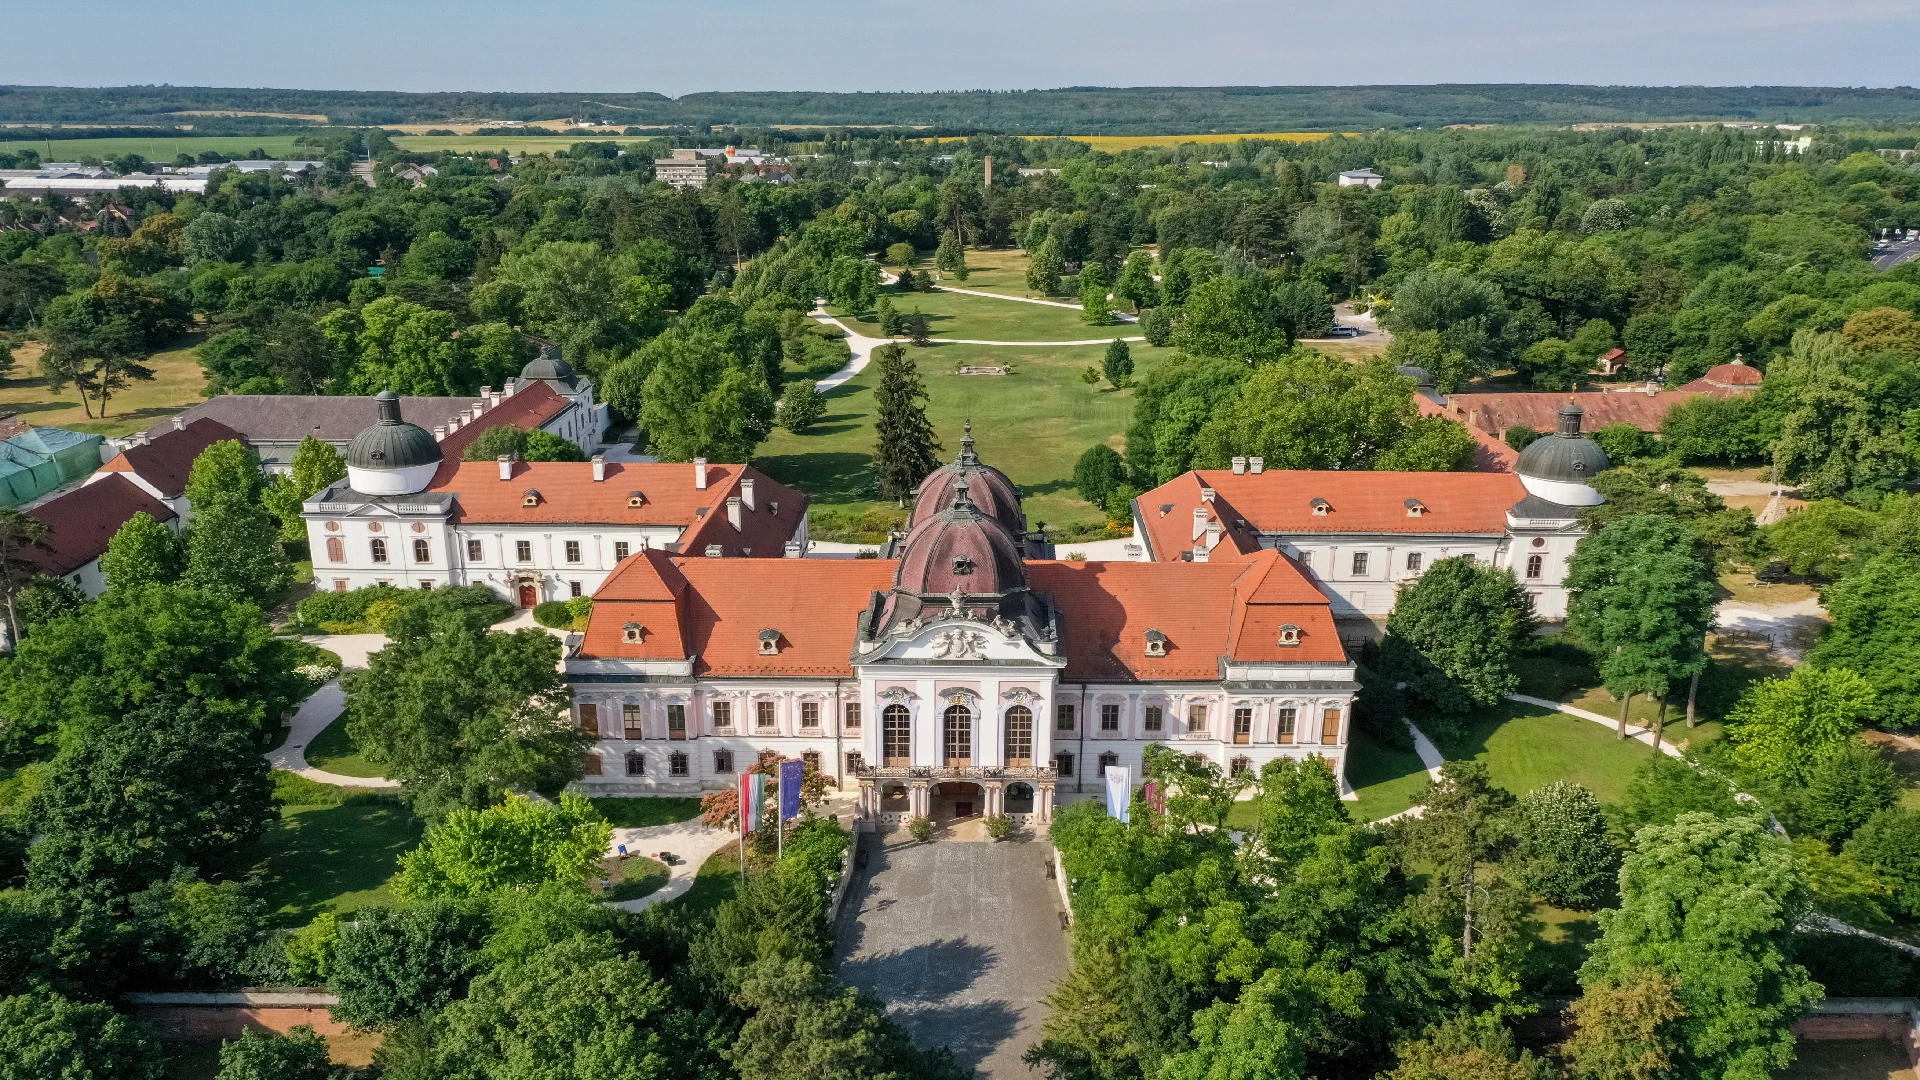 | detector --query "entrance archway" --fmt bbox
[880,783,910,815]
[933,781,982,821]
[1004,782,1034,814]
